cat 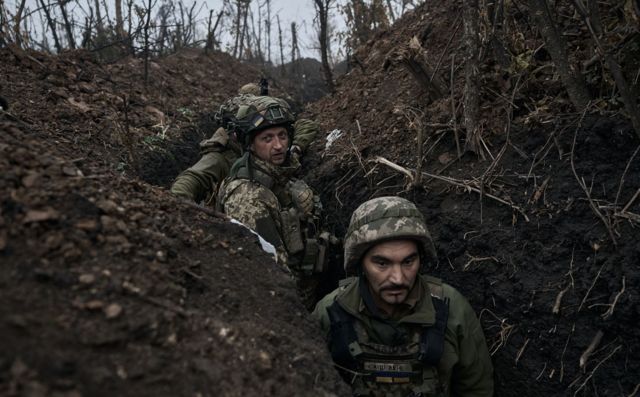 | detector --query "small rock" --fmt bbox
[62,165,83,177]
[104,303,123,319]
[438,152,454,165]
[155,250,167,262]
[85,300,104,310]
[75,219,98,231]
[21,172,40,187]
[78,274,96,285]
[258,350,272,370]
[23,208,60,223]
